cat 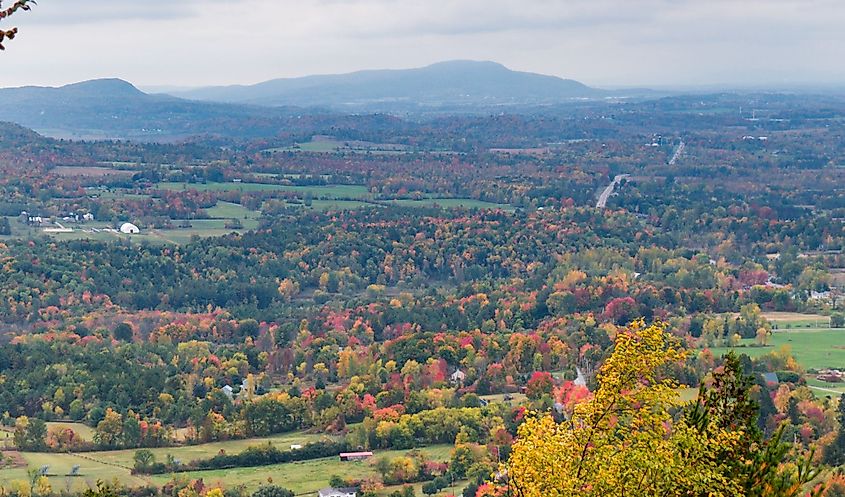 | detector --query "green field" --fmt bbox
[0,437,453,494]
[205,202,261,220]
[308,200,375,211]
[45,423,97,442]
[157,182,371,199]
[479,393,527,405]
[158,182,288,193]
[804,377,845,395]
[84,188,151,200]
[762,312,832,329]
[708,328,845,371]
